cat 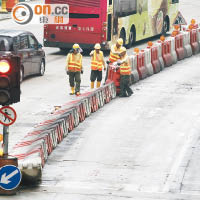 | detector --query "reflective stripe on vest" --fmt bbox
[109,45,121,62]
[68,53,82,72]
[120,62,131,75]
[91,51,103,71]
